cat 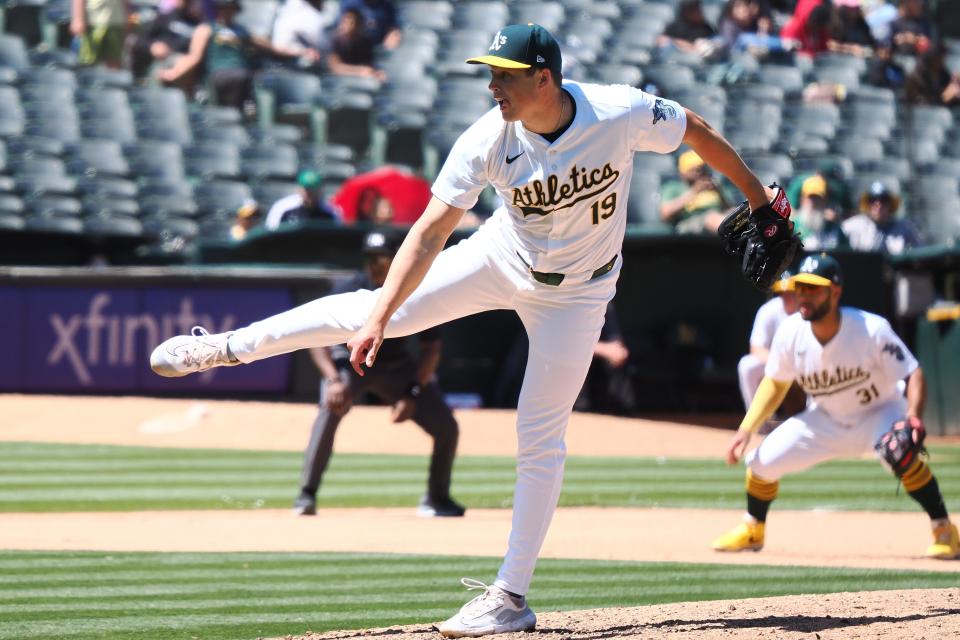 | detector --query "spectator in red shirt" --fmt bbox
[781,0,833,56]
